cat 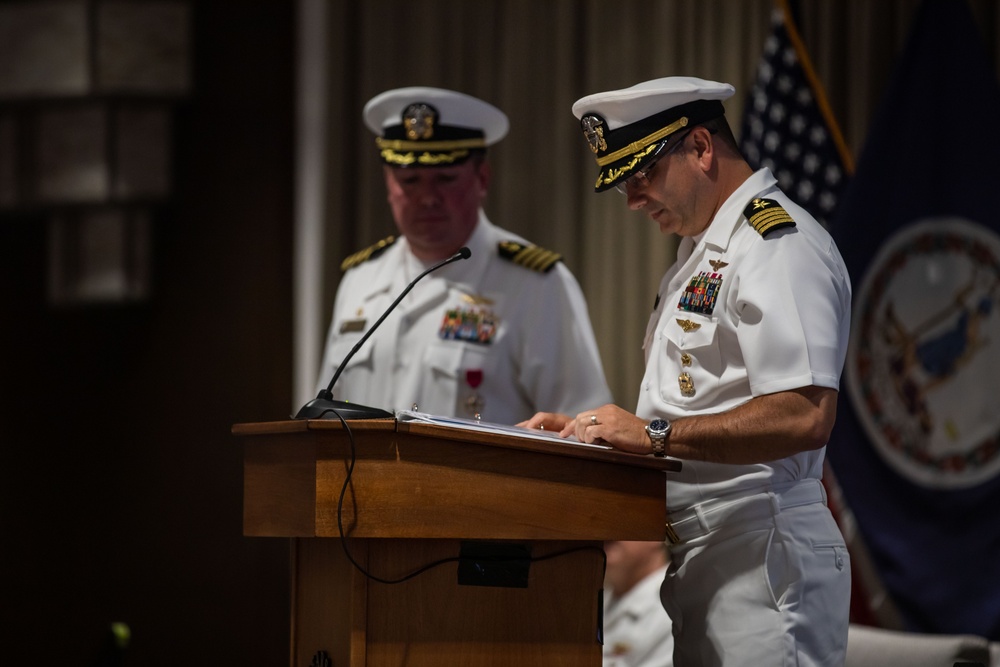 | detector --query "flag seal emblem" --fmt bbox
[845,218,1000,489]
